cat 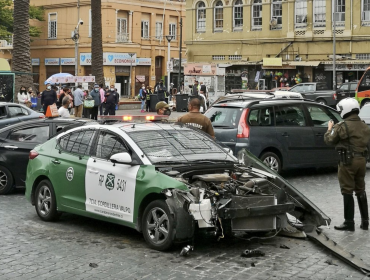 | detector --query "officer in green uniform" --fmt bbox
[324,98,370,231]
